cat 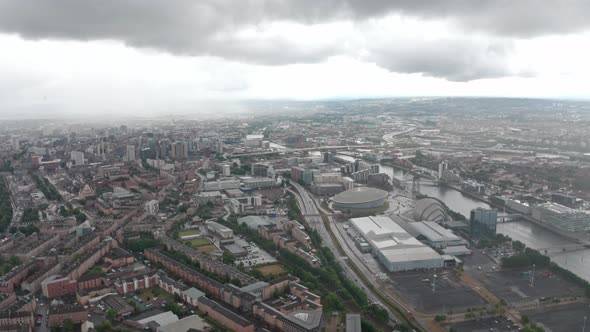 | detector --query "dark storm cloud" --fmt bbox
[0,0,346,65]
[0,0,586,80]
[342,0,590,37]
[2,0,586,40]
